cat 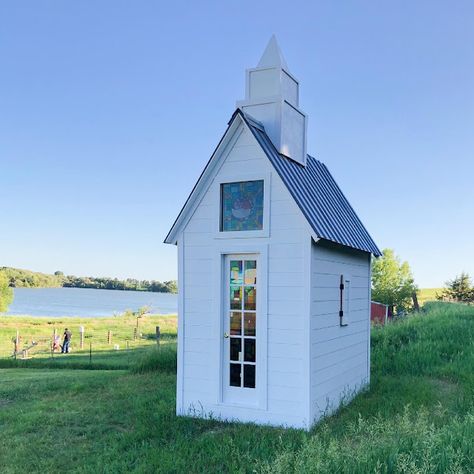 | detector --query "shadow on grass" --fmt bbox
[0,344,178,374]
